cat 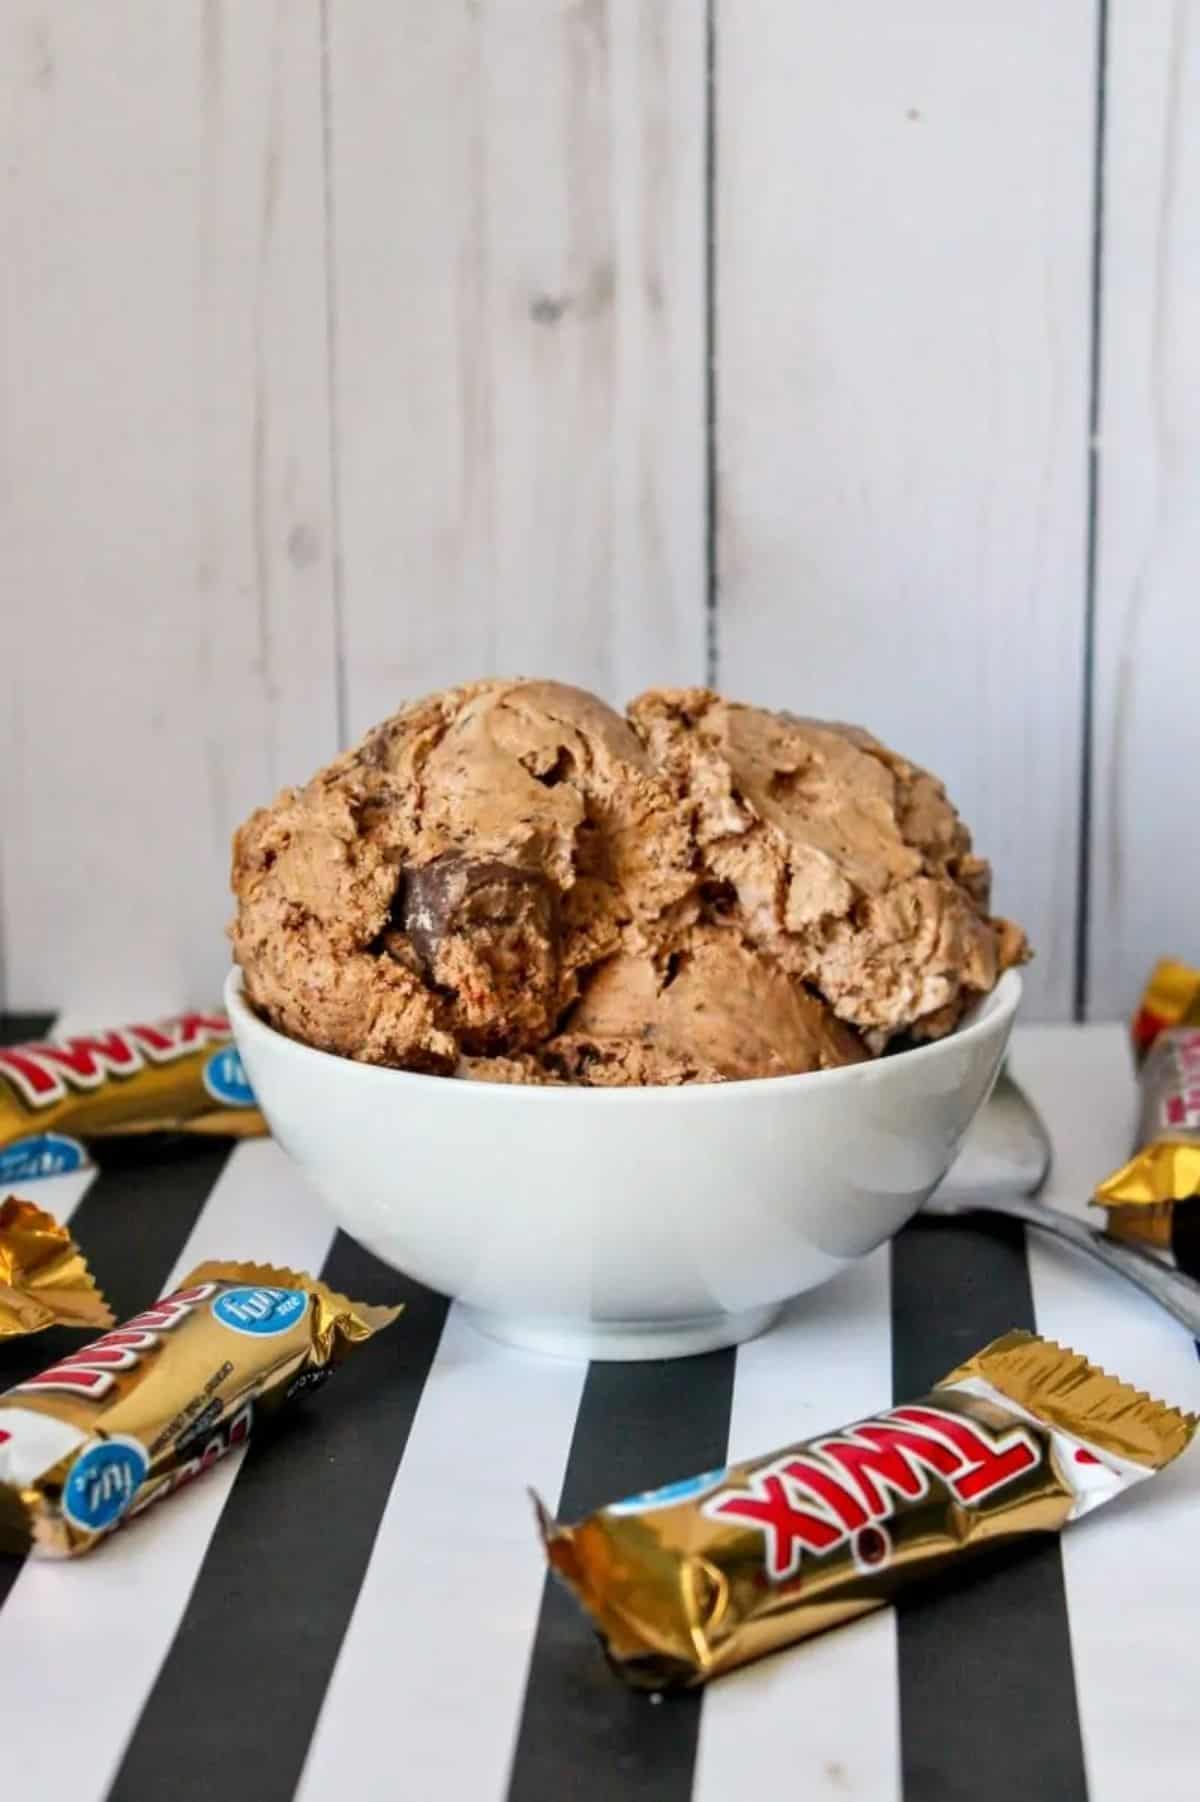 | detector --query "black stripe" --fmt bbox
[0,1128,235,1600]
[506,1351,736,1802]
[892,1218,1088,1802]
[1166,1208,1200,1369]
[107,1234,448,1802]
[1170,1203,1200,1288]
[0,1012,56,1044]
